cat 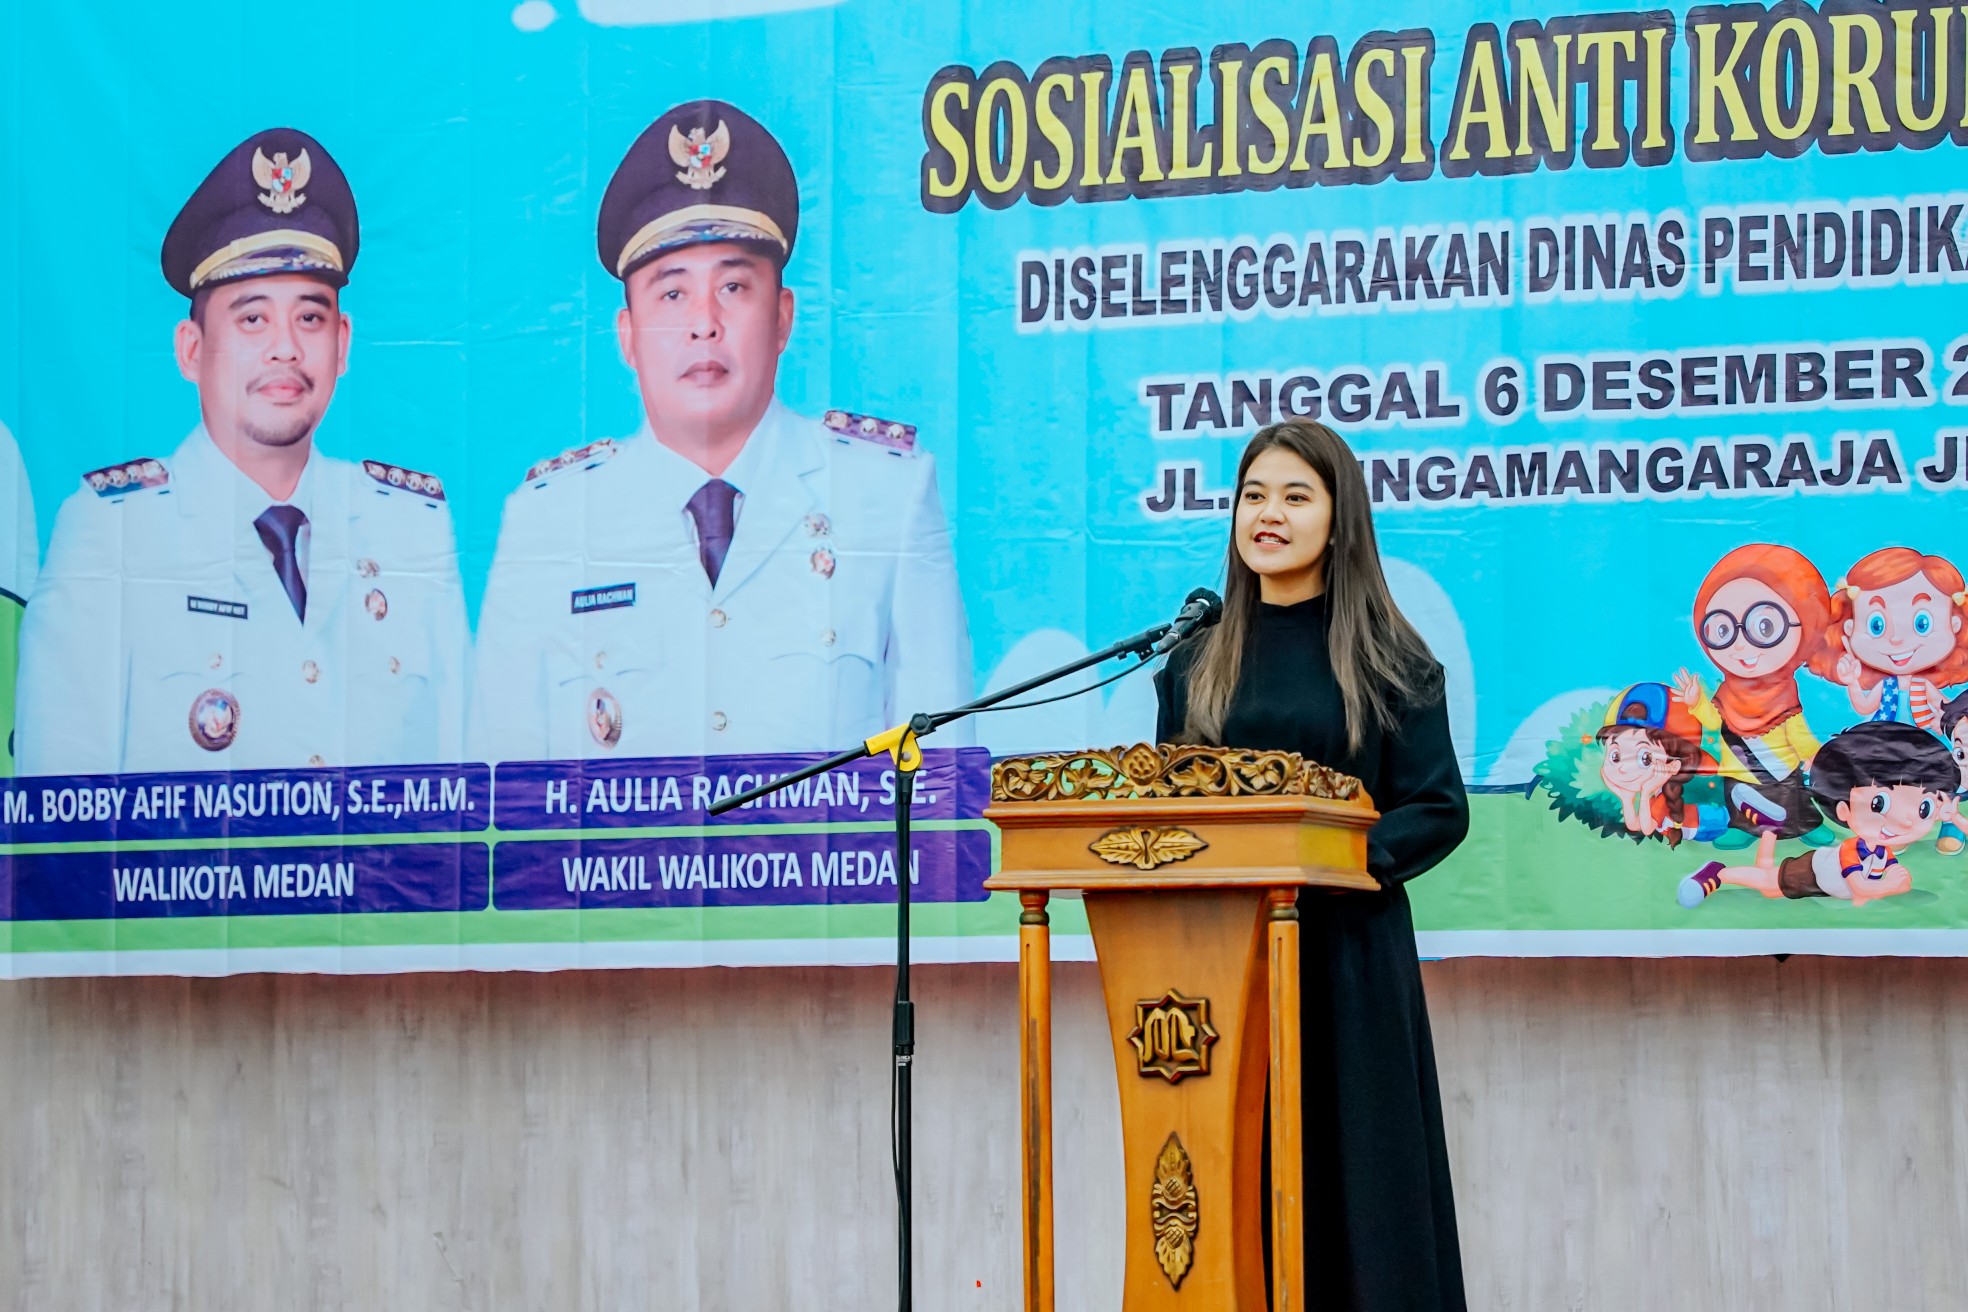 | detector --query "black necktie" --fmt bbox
[254,503,309,621]
[684,478,739,587]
